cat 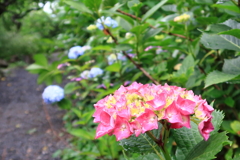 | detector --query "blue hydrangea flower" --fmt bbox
[107,53,126,65]
[96,16,118,30]
[68,46,84,59]
[42,85,64,104]
[80,70,90,79]
[89,68,104,78]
